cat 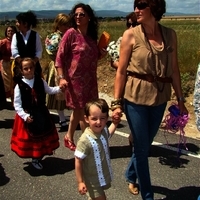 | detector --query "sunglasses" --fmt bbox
[74,12,86,18]
[126,22,137,28]
[134,2,149,10]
